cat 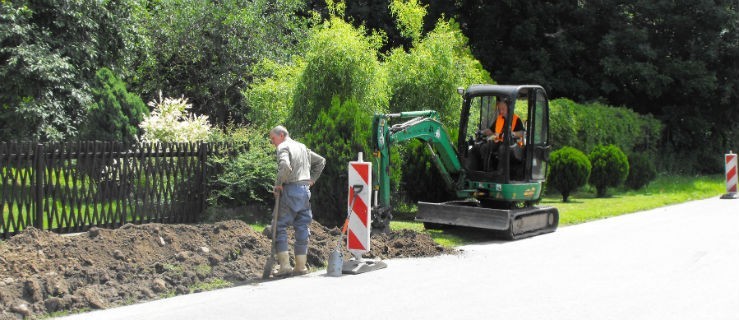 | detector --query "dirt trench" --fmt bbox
[0,220,452,319]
